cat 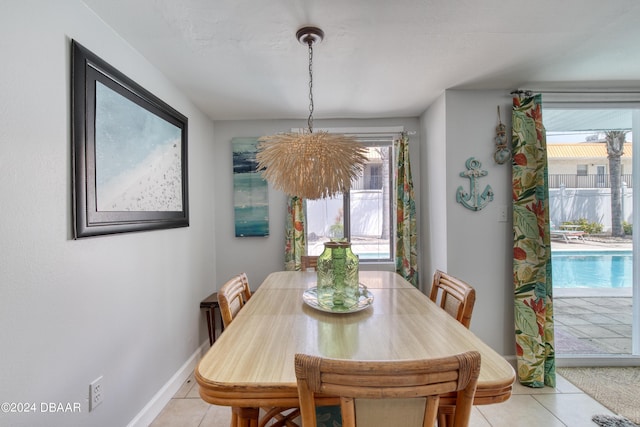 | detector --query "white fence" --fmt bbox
[307,190,384,238]
[309,187,633,235]
[549,185,633,231]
